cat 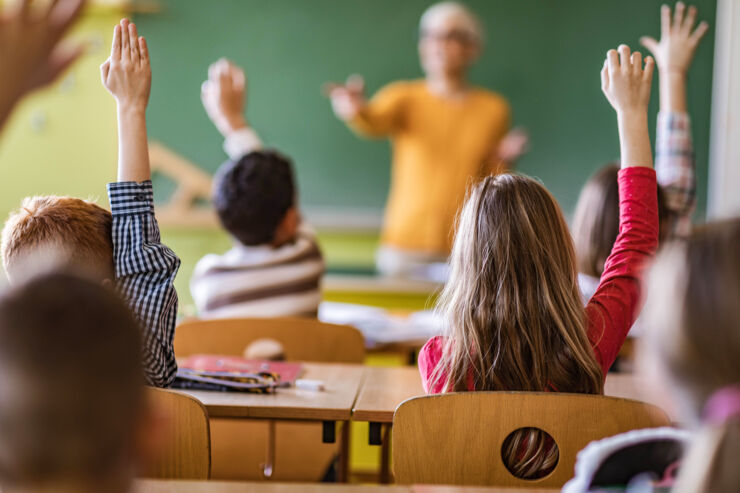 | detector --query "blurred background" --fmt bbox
[0,0,718,309]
